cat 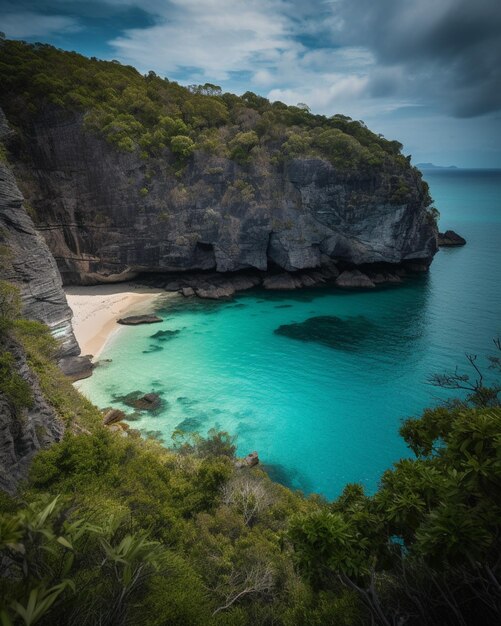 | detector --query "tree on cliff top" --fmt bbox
[0,39,416,175]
